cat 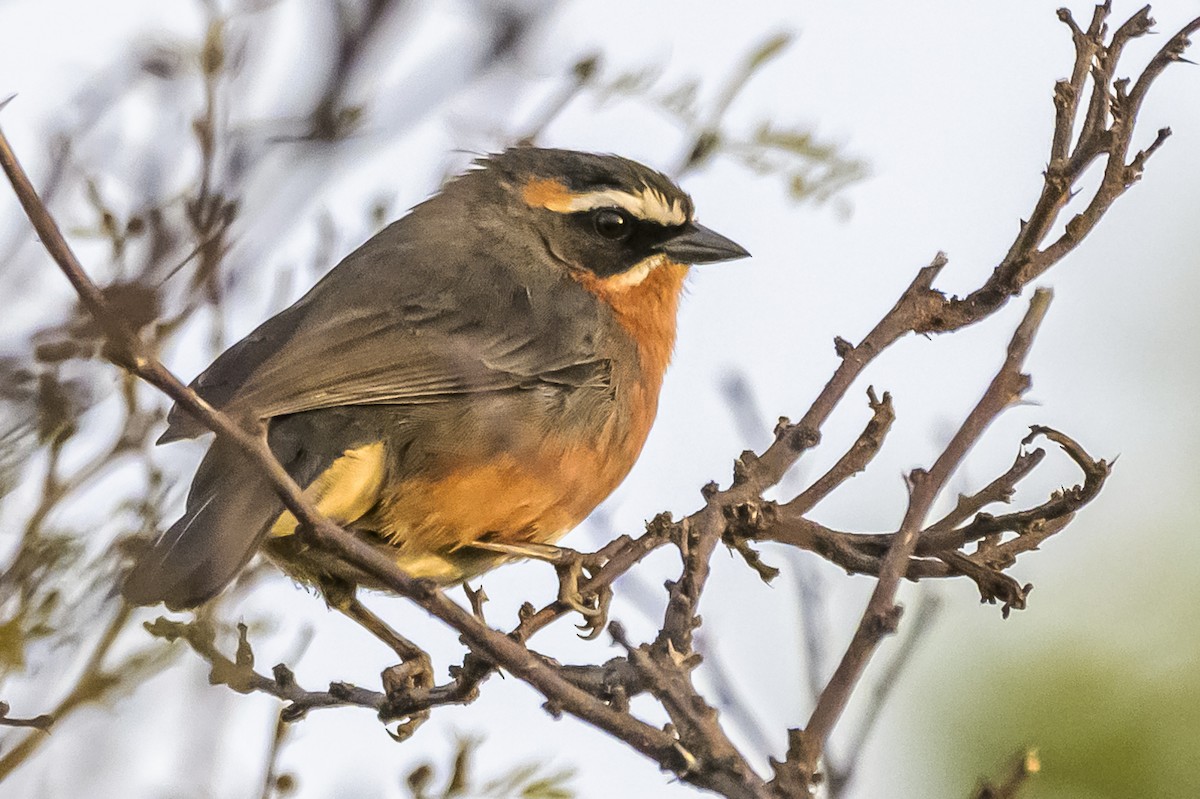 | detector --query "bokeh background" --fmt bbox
[1,1,1197,797]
